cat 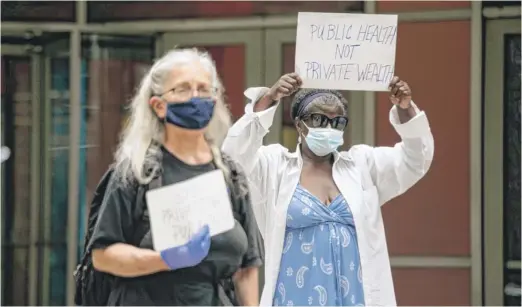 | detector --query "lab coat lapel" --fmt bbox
[266,155,301,305]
